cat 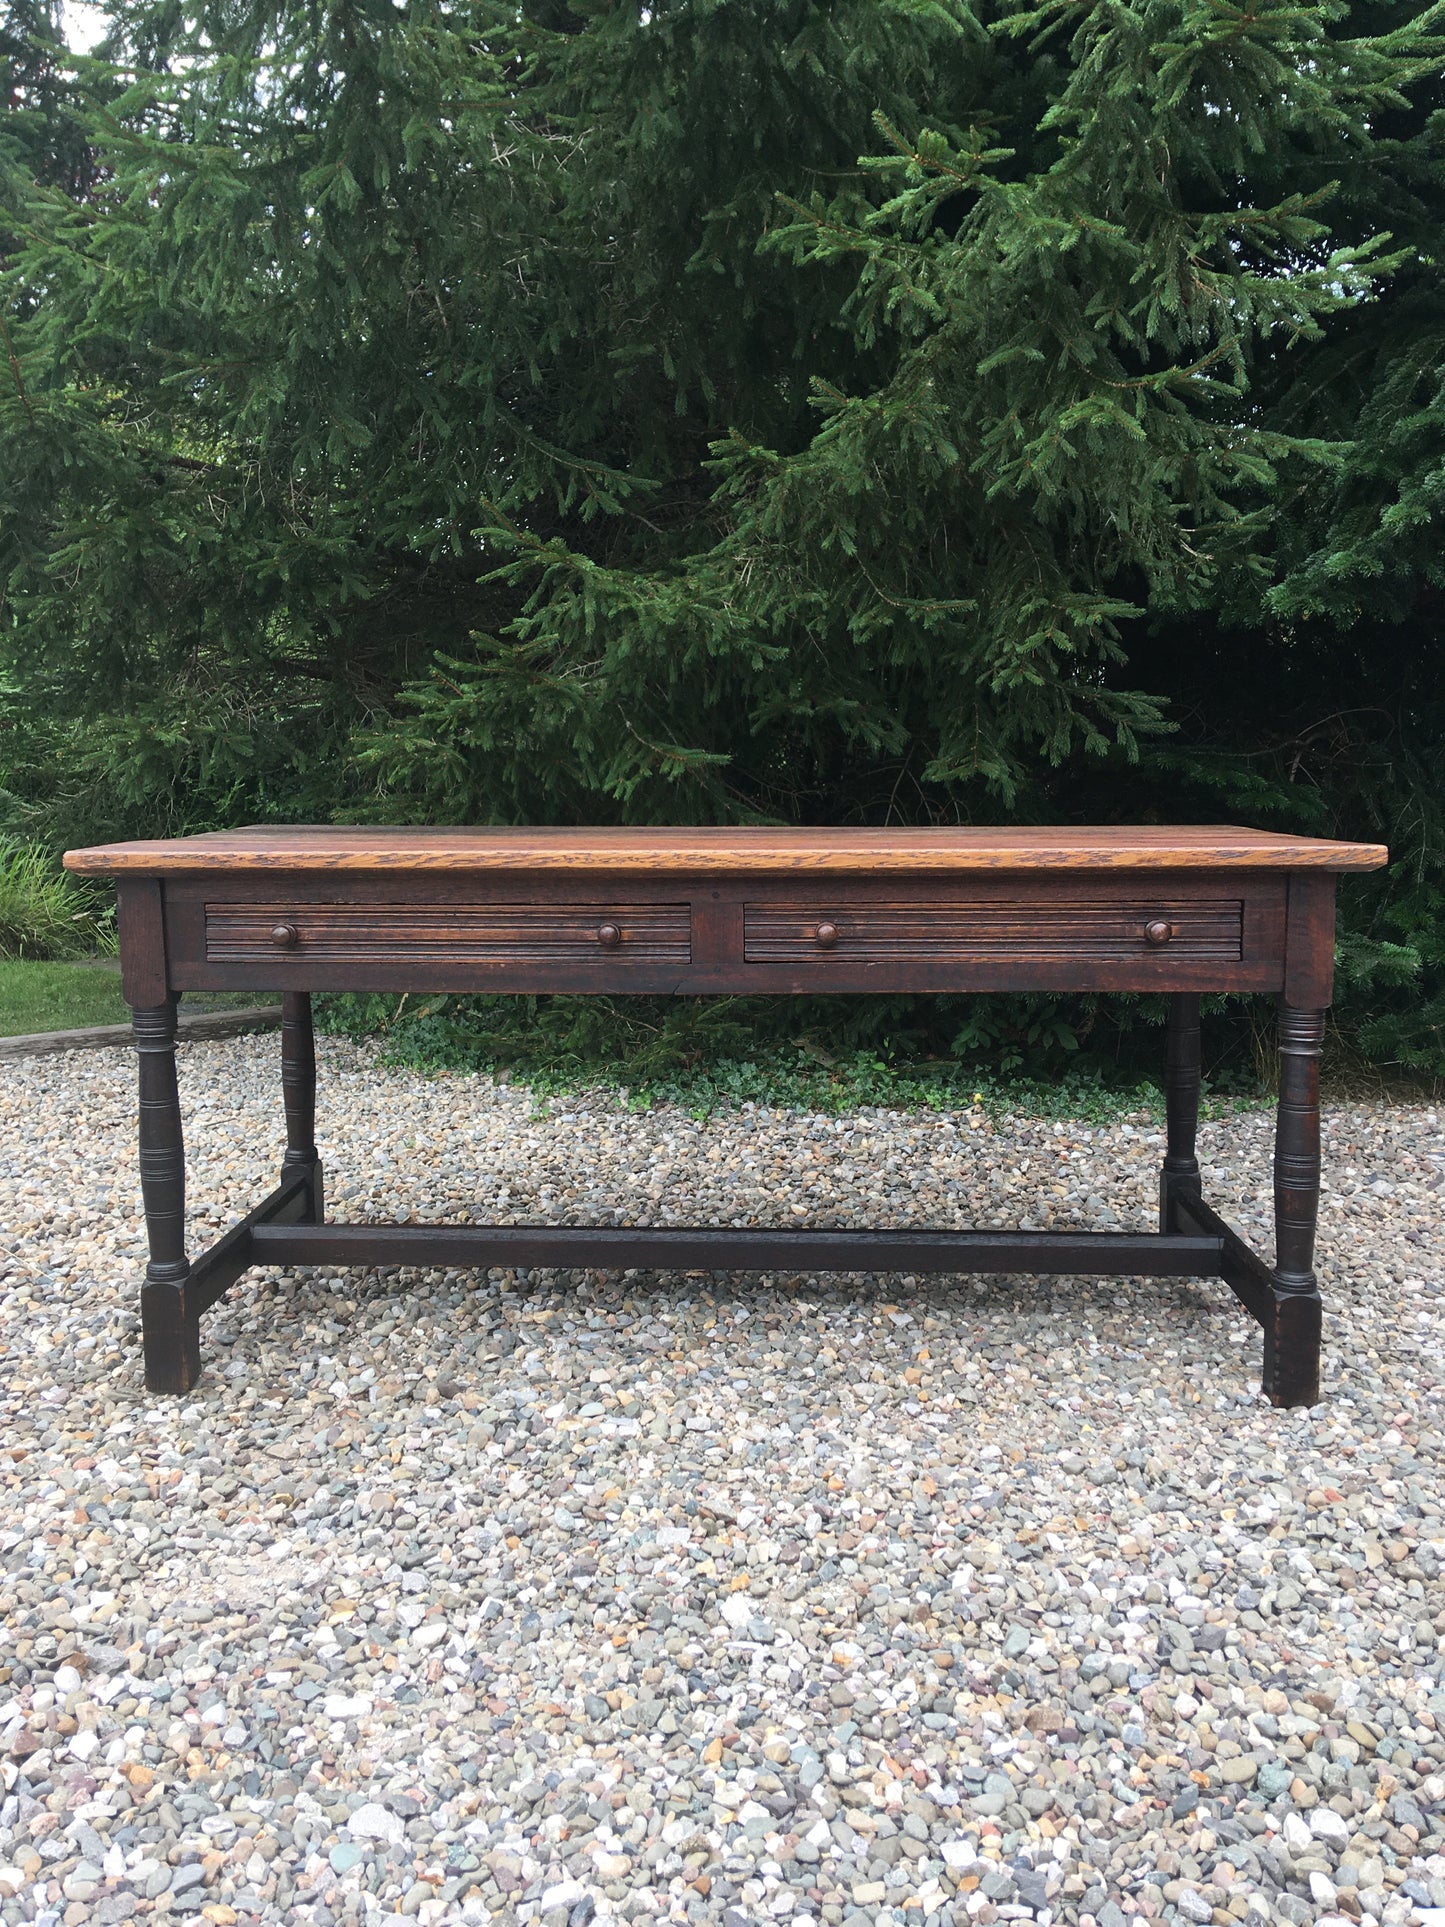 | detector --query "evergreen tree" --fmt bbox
[2,2,95,217]
[1,0,1442,1070]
